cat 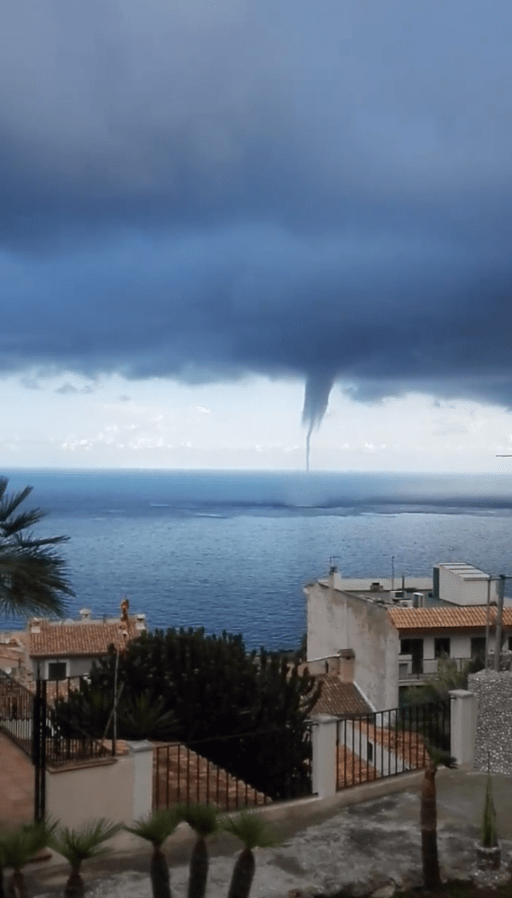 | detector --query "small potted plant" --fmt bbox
[476,773,501,871]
